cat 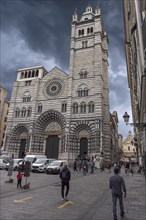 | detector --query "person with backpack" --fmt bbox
[109,167,127,220]
[59,164,71,200]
